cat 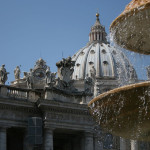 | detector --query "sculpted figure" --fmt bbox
[0,64,9,85]
[90,66,96,81]
[45,67,51,85]
[14,66,21,80]
[26,69,33,89]
[45,67,56,87]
